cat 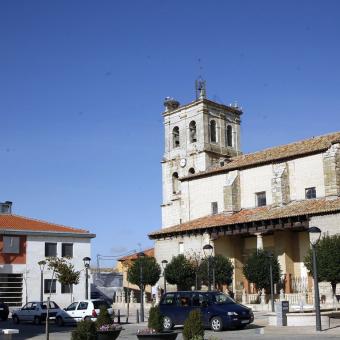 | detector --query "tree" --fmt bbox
[200,254,234,289]
[304,234,340,297]
[164,254,196,290]
[47,257,80,302]
[127,256,161,289]
[243,250,281,292]
[186,251,203,290]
